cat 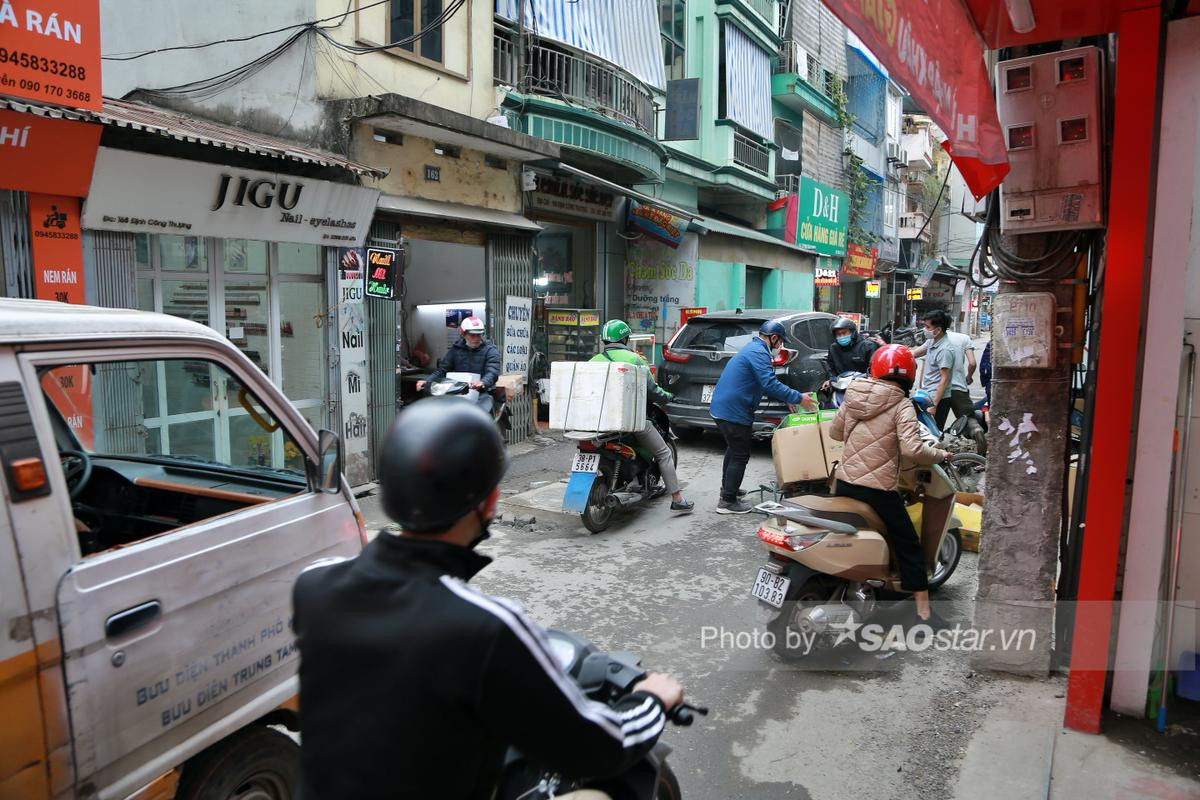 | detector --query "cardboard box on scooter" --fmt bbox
[772,413,829,484]
[819,409,843,472]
